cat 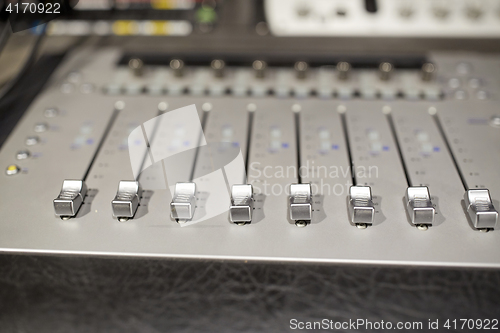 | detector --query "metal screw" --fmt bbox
[417,224,429,231]
[128,58,144,77]
[253,60,267,79]
[294,61,308,79]
[337,61,351,80]
[421,63,436,81]
[295,220,308,227]
[379,62,393,81]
